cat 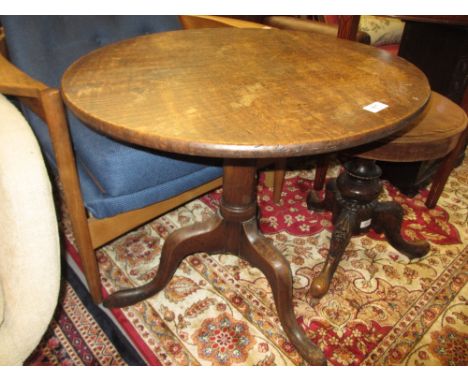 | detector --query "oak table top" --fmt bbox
[60,28,432,365]
[61,28,431,159]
